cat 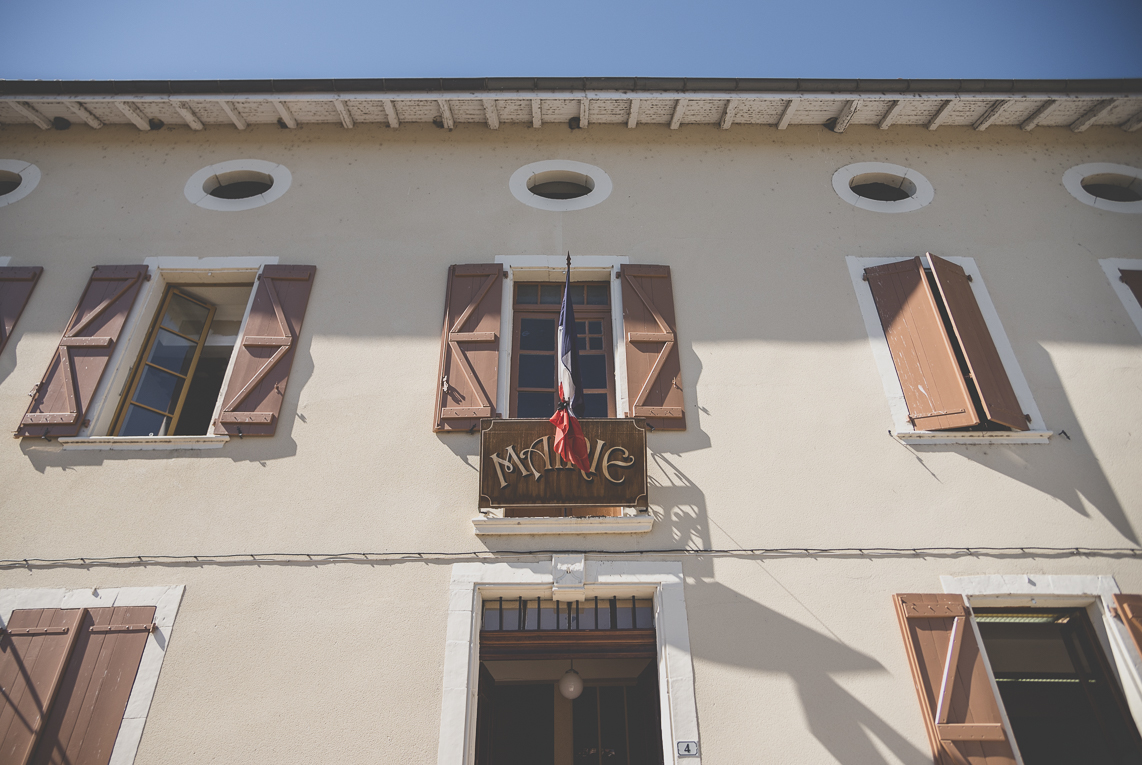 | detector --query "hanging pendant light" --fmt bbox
[559,659,583,700]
